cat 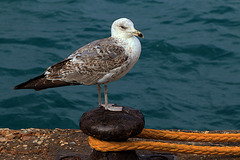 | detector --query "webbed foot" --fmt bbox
[100,104,123,111]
